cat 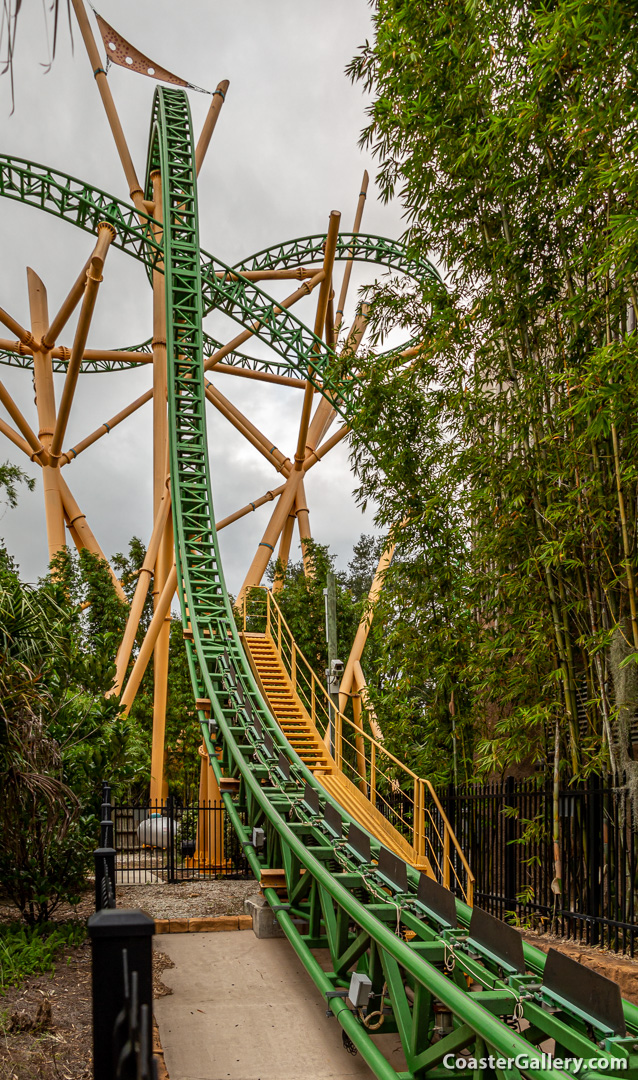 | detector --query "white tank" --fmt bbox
[137,813,176,849]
